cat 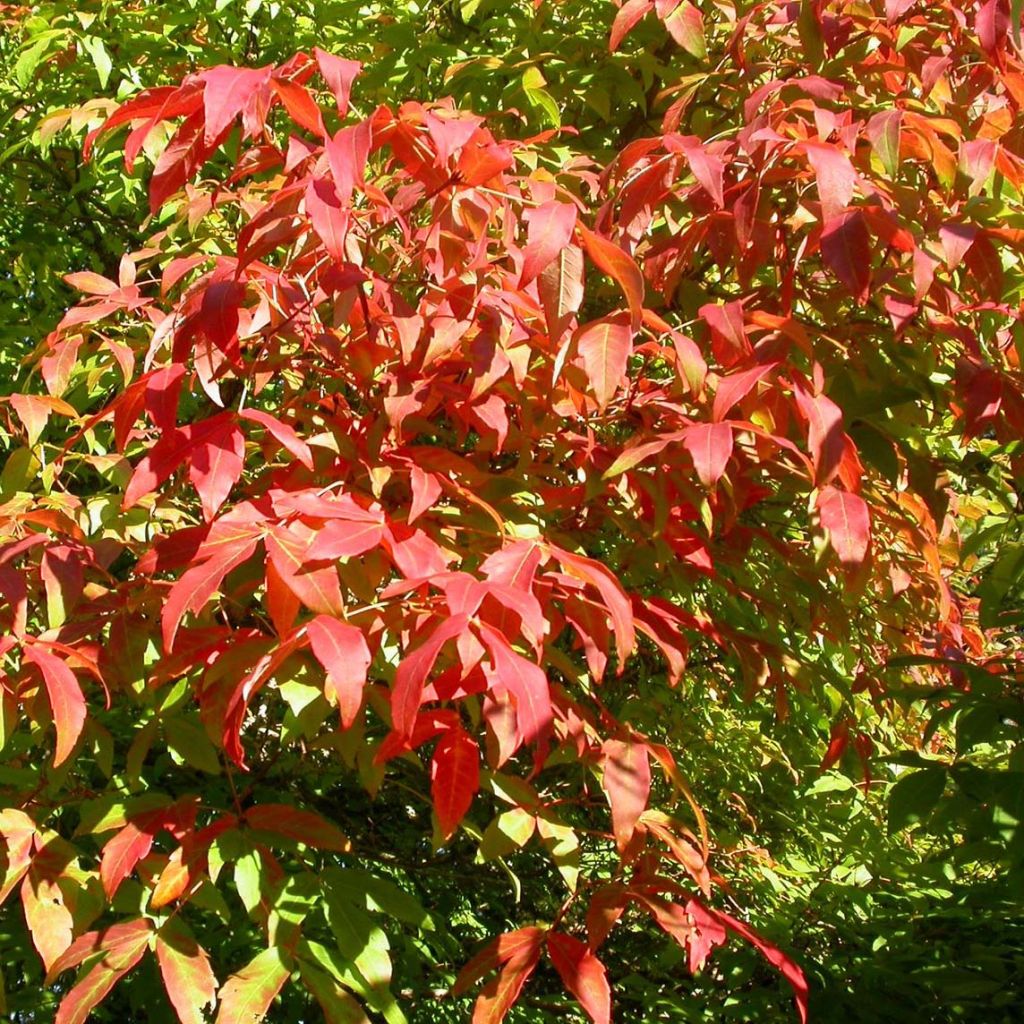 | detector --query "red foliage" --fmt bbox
[3,2,1024,1019]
